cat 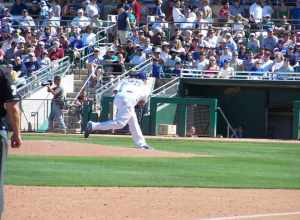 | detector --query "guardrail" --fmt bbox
[152,77,180,97]
[180,69,300,81]
[17,56,70,98]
